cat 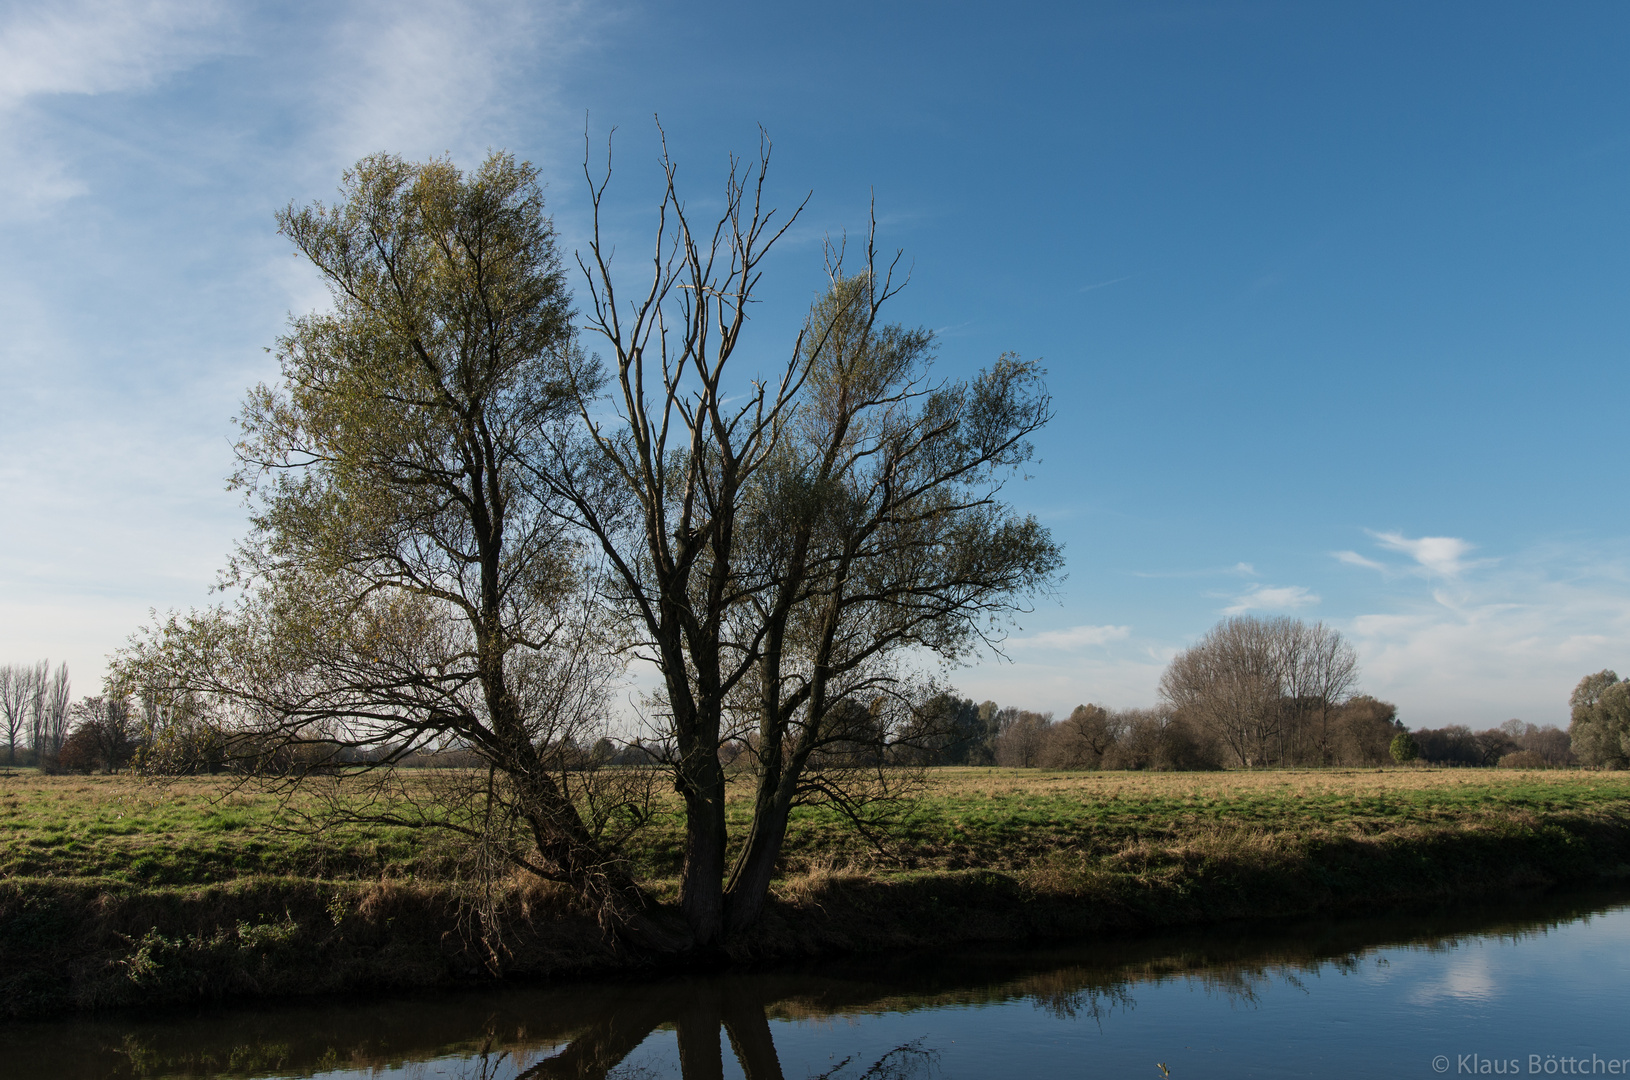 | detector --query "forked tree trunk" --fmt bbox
[723,786,794,936]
